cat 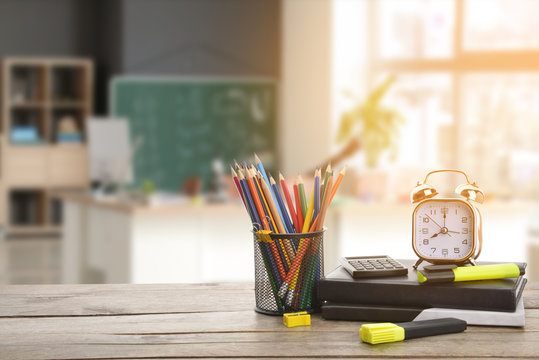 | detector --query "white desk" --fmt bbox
[59,194,340,284]
[59,193,536,284]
